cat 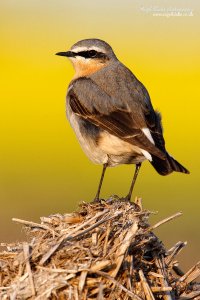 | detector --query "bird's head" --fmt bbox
[56,39,117,78]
